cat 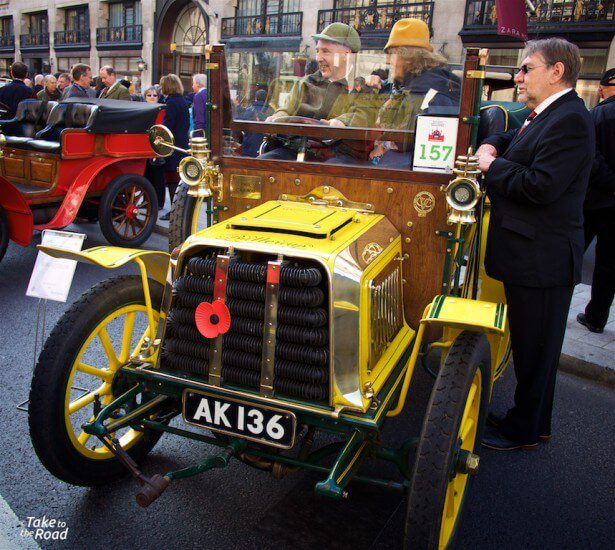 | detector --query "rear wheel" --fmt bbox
[0,204,8,263]
[168,181,211,251]
[29,275,164,486]
[99,174,158,247]
[404,331,491,550]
